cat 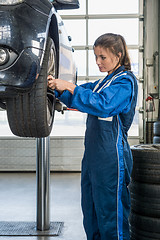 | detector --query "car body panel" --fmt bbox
[55,12,76,82]
[0,3,48,53]
[0,0,77,96]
